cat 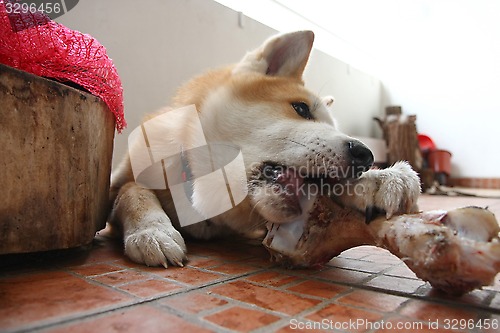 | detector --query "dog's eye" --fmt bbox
[291,102,313,120]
